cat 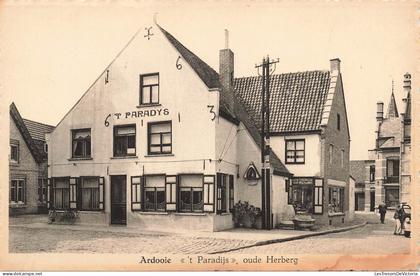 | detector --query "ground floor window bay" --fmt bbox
[49,173,234,214]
